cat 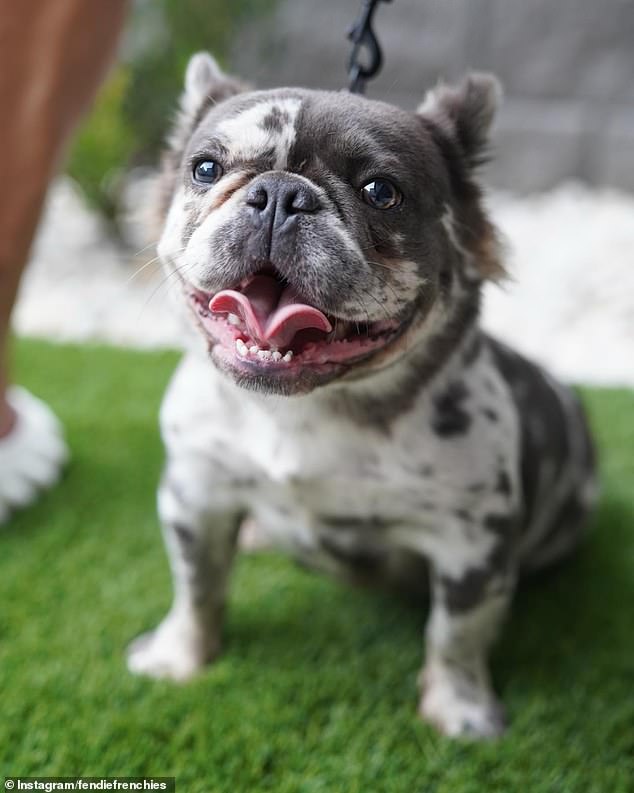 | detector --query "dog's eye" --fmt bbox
[193,160,223,185]
[360,179,401,209]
